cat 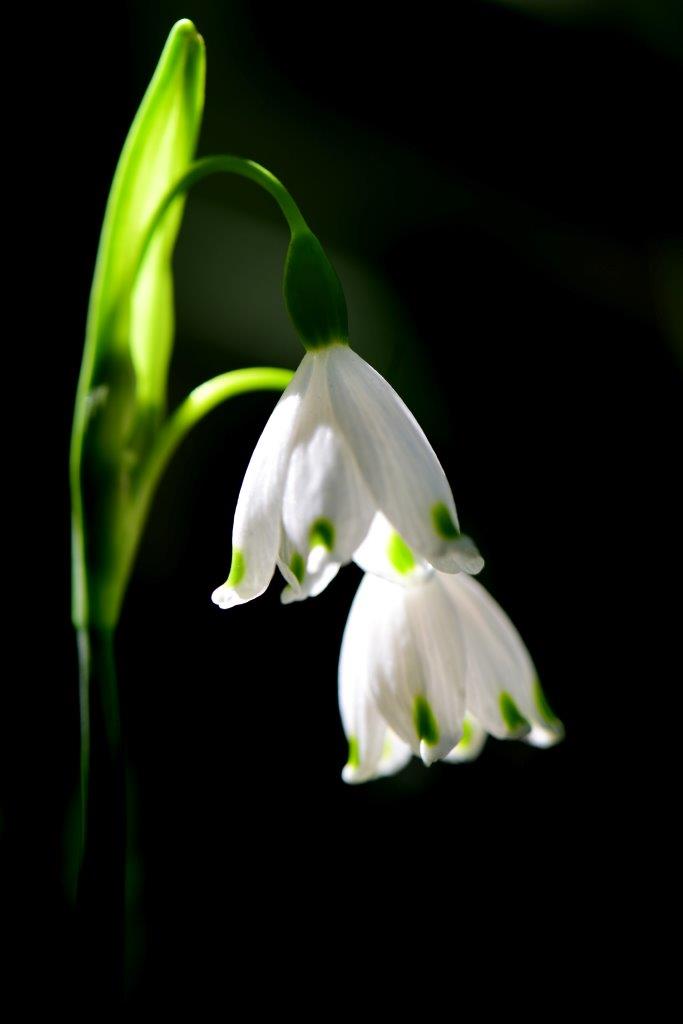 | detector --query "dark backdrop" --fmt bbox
[6,0,681,1009]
